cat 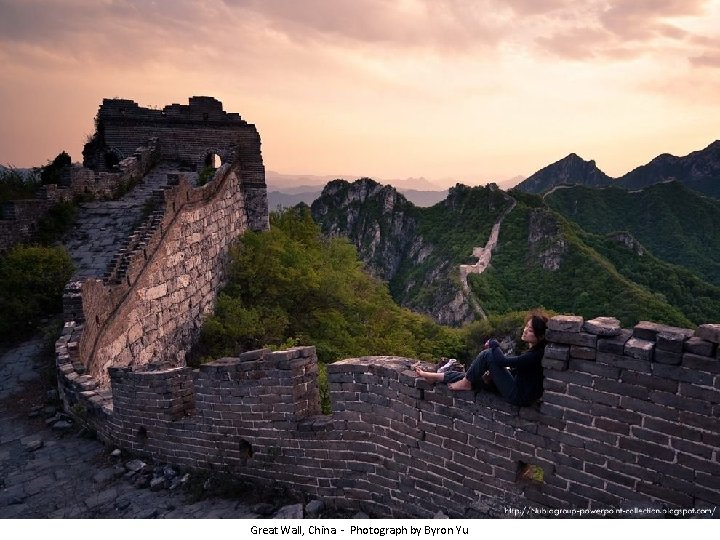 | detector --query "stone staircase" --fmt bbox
[62,163,197,280]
